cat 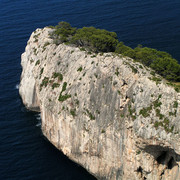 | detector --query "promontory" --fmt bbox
[19,22,180,180]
